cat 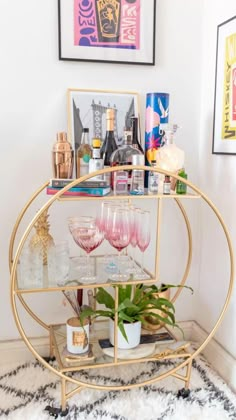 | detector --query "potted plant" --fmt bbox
[141,283,193,331]
[81,283,192,350]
